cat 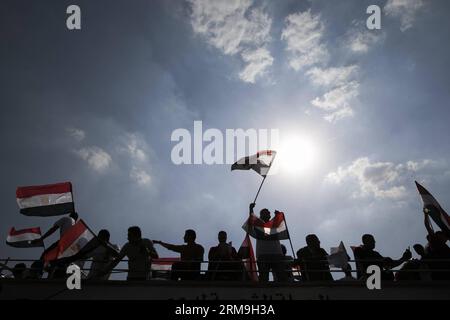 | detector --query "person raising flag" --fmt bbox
[243,203,287,282]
